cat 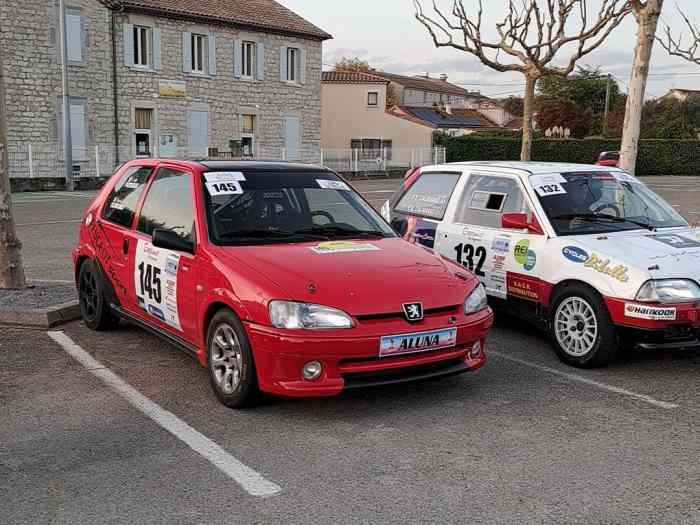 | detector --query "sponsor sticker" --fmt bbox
[507,274,541,301]
[317,179,351,191]
[491,237,511,253]
[647,234,700,249]
[530,174,567,197]
[562,246,629,282]
[513,239,537,272]
[310,241,381,254]
[205,172,246,183]
[625,304,677,321]
[611,171,639,184]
